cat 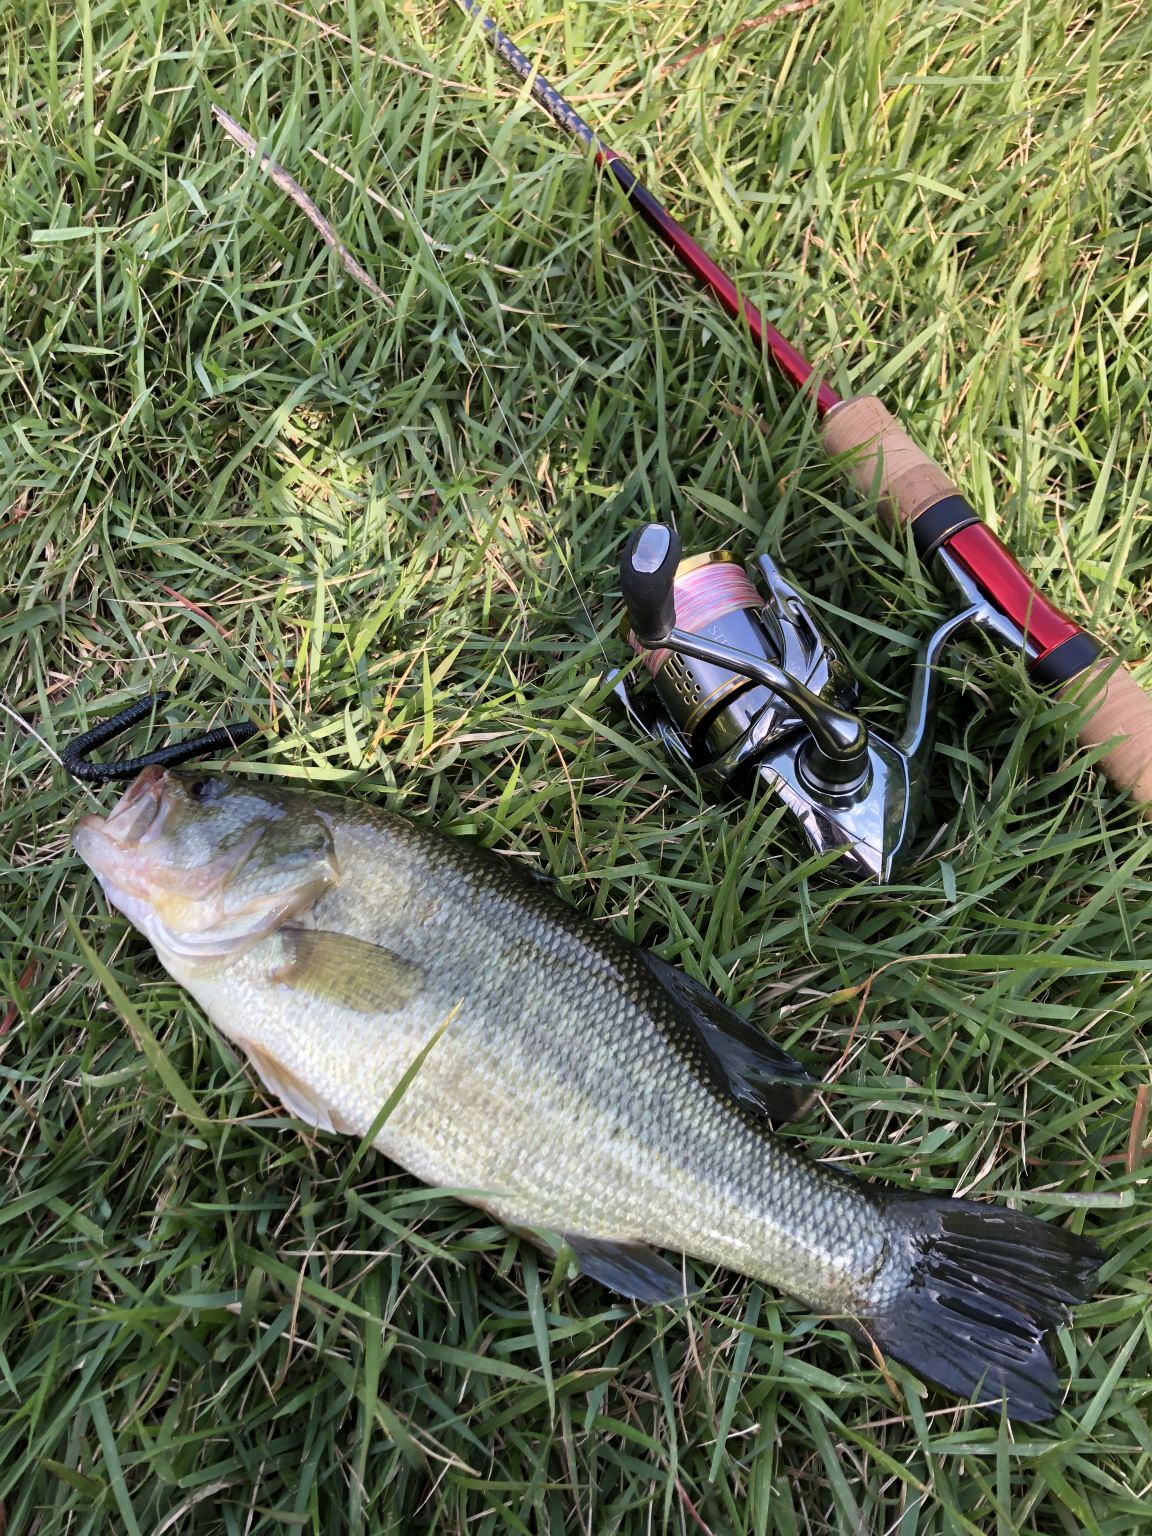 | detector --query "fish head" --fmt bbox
[73,767,337,965]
